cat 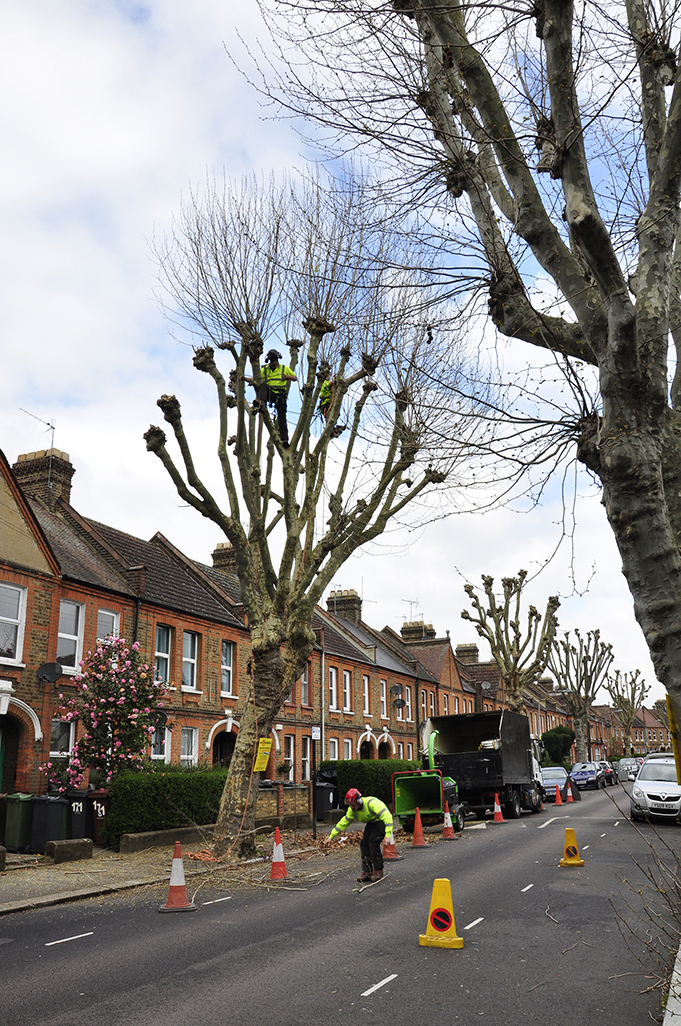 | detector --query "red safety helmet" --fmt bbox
[345,788,362,806]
